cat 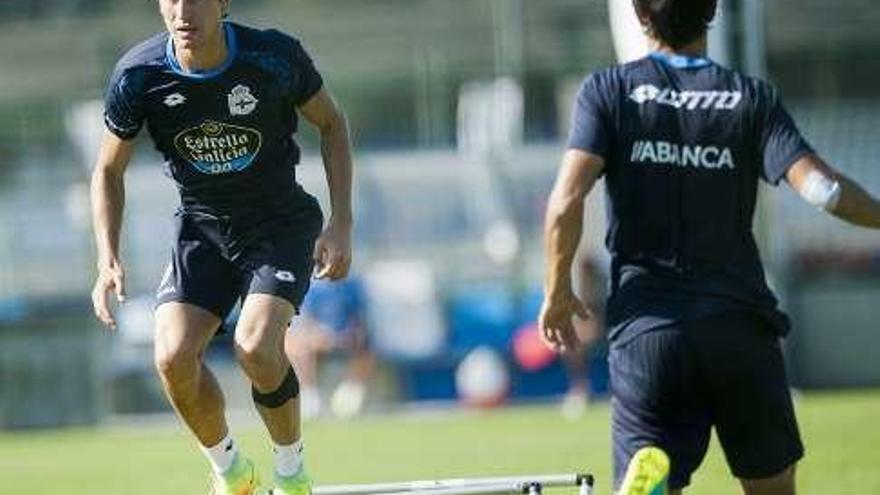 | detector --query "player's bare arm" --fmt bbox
[540,149,603,351]
[90,130,135,329]
[786,154,880,228]
[300,89,354,280]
